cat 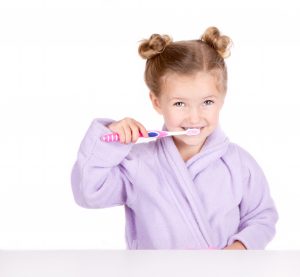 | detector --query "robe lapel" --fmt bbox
[157,125,230,248]
[185,125,230,177]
